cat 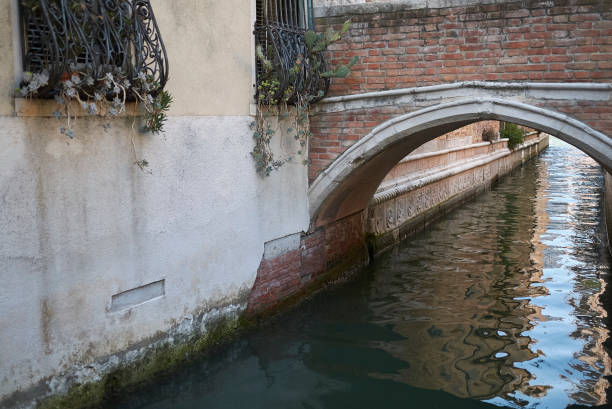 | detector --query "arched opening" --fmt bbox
[363,119,545,254]
[309,98,612,227]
